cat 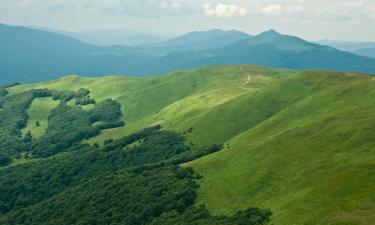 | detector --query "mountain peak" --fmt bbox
[267,29,279,34]
[258,29,282,37]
